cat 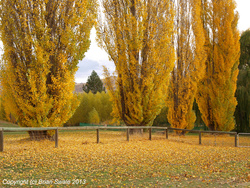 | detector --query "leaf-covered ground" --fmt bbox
[0,131,249,187]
